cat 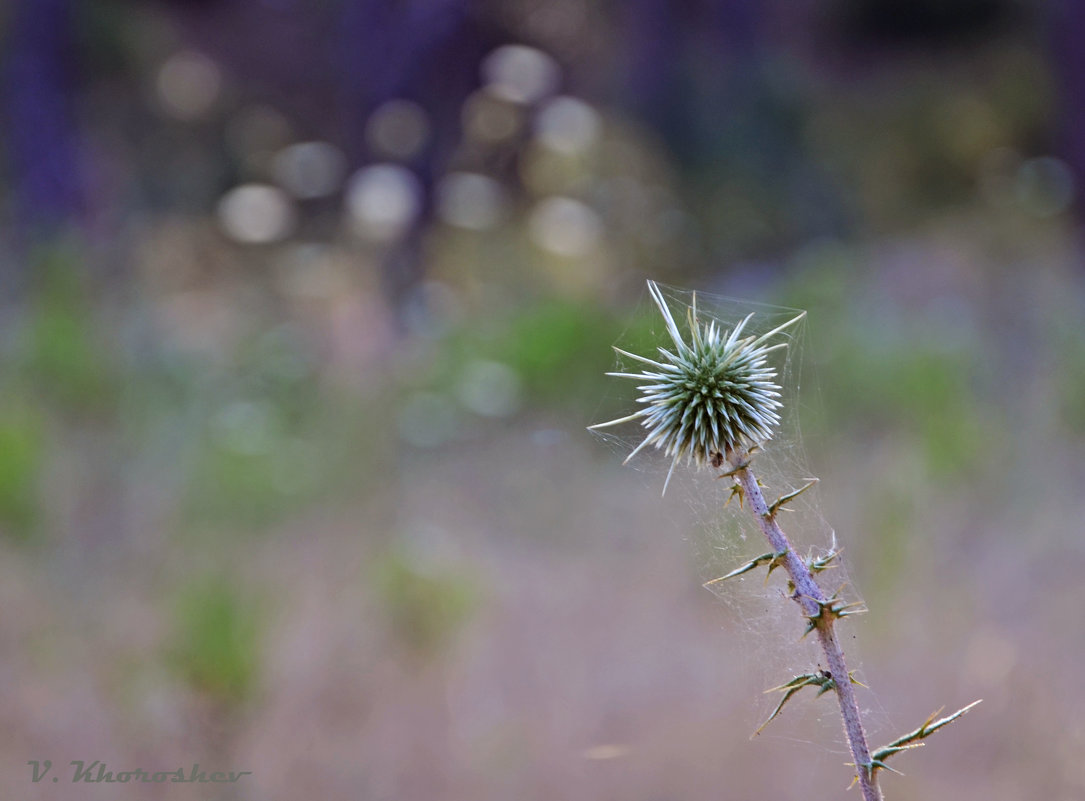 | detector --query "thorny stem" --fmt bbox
[729,449,881,801]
